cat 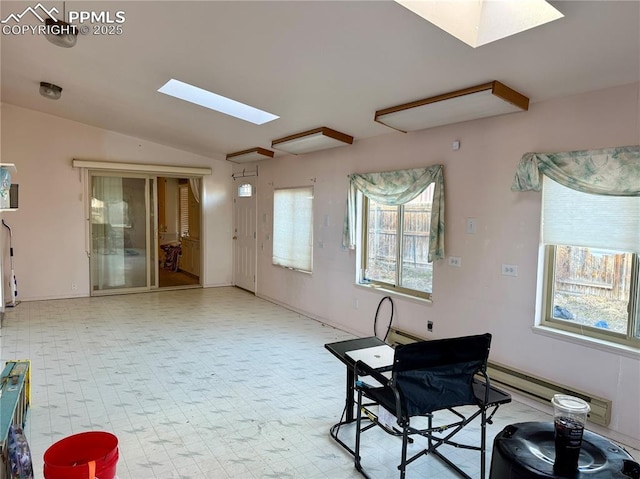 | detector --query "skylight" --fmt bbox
[395,0,564,48]
[157,79,279,125]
